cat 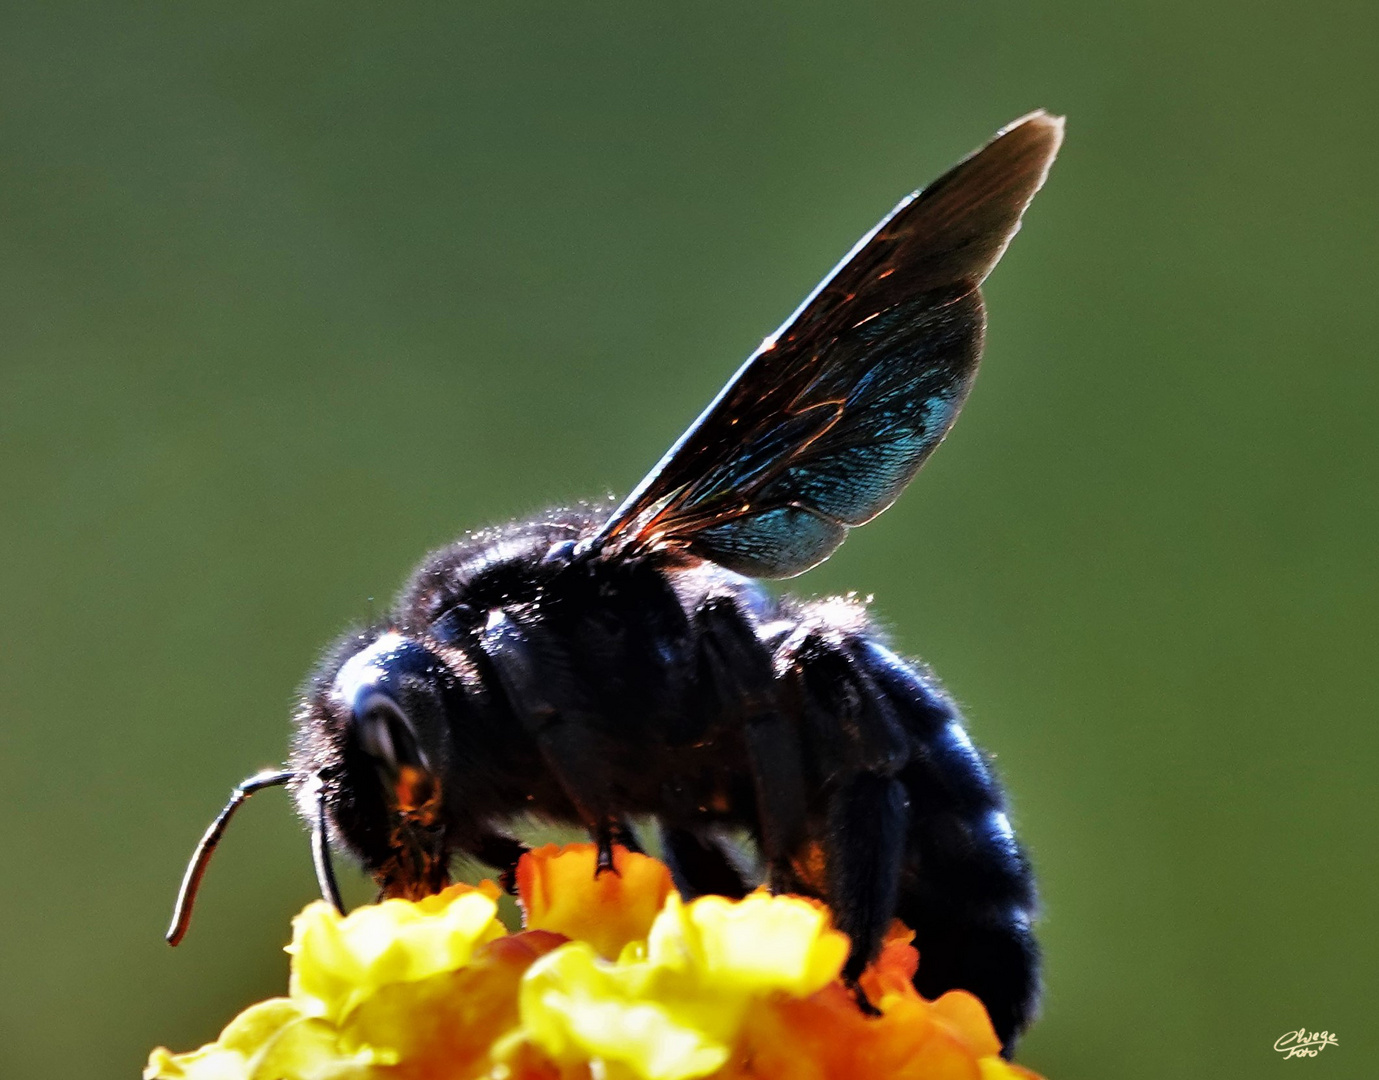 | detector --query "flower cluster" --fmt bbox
[147,844,1044,1080]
